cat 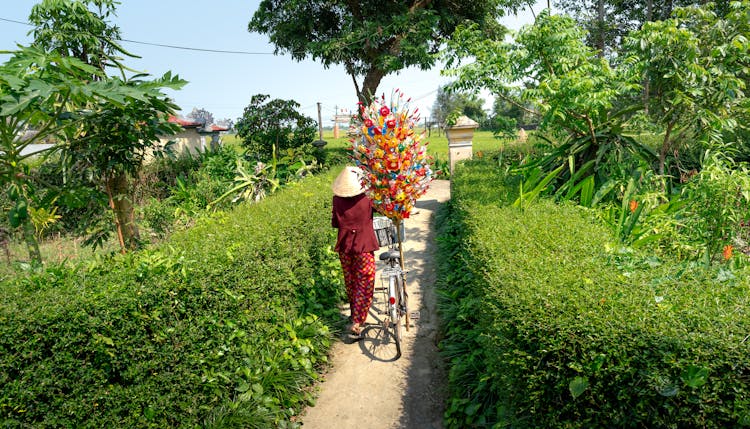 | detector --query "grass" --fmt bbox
[318,127,517,159]
[1,235,121,279]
